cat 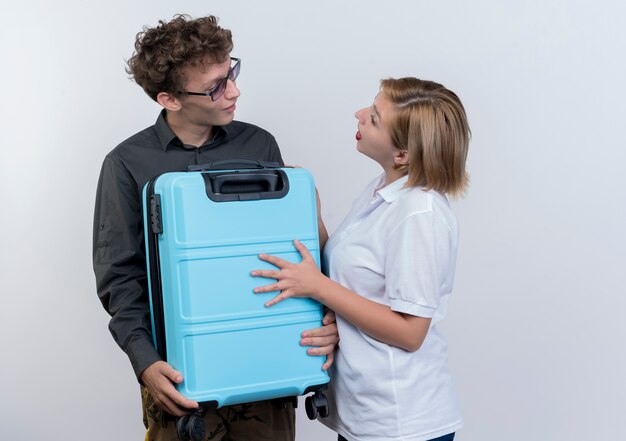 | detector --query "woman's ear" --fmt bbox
[156,92,182,112]
[393,149,409,168]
